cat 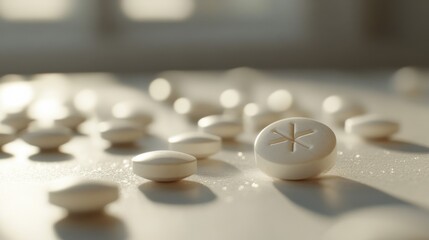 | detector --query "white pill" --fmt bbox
[243,103,282,132]
[324,206,429,240]
[168,132,221,159]
[0,125,16,147]
[53,108,86,129]
[322,95,365,124]
[267,89,294,112]
[391,66,425,96]
[132,150,197,182]
[48,177,119,213]
[255,118,336,180]
[112,102,153,127]
[345,115,399,139]
[22,125,72,150]
[174,97,221,122]
[219,89,245,110]
[198,115,243,139]
[149,78,176,103]
[99,120,143,145]
[0,111,32,131]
